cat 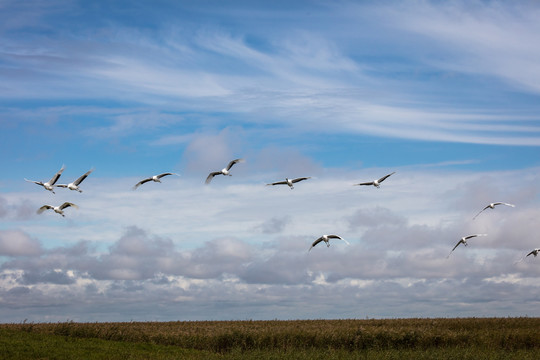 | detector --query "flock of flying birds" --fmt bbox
[445,201,540,263]
[24,160,539,260]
